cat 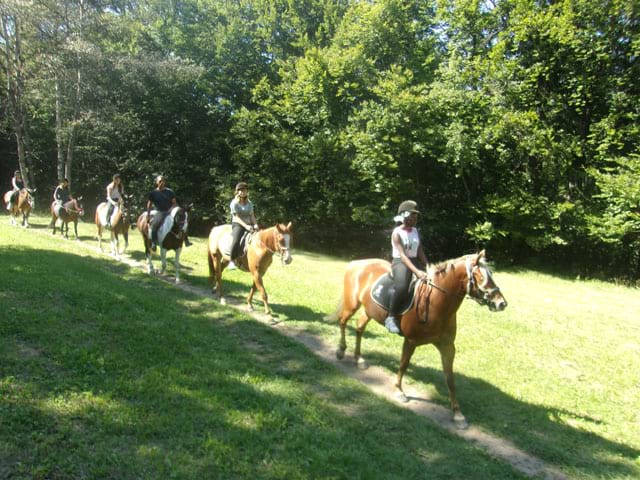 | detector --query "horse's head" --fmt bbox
[465,250,507,311]
[74,196,85,216]
[275,222,293,265]
[172,206,189,234]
